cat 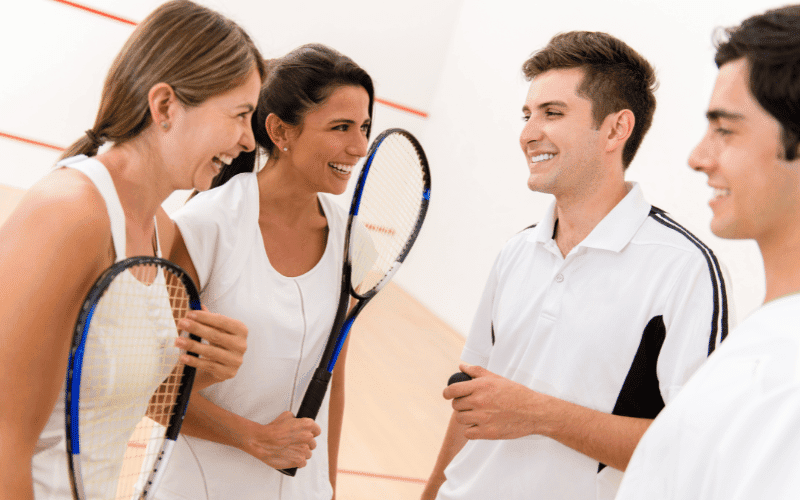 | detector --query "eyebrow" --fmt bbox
[237,104,255,112]
[706,109,745,122]
[522,100,568,114]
